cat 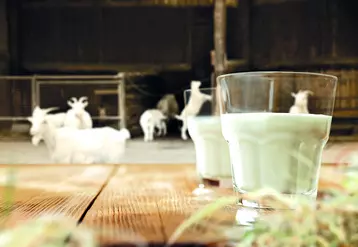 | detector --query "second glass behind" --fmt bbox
[184,87,232,198]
